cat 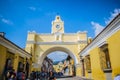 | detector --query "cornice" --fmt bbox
[80,14,120,57]
[36,33,53,35]
[98,41,108,48]
[26,40,87,45]
[0,36,32,58]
